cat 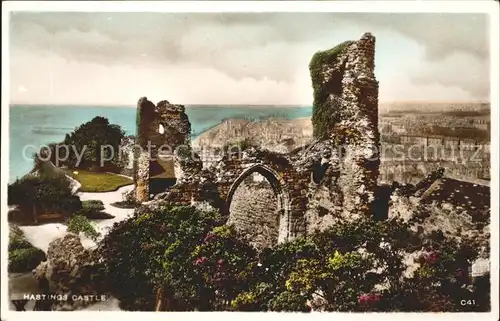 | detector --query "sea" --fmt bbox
[8,105,313,183]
